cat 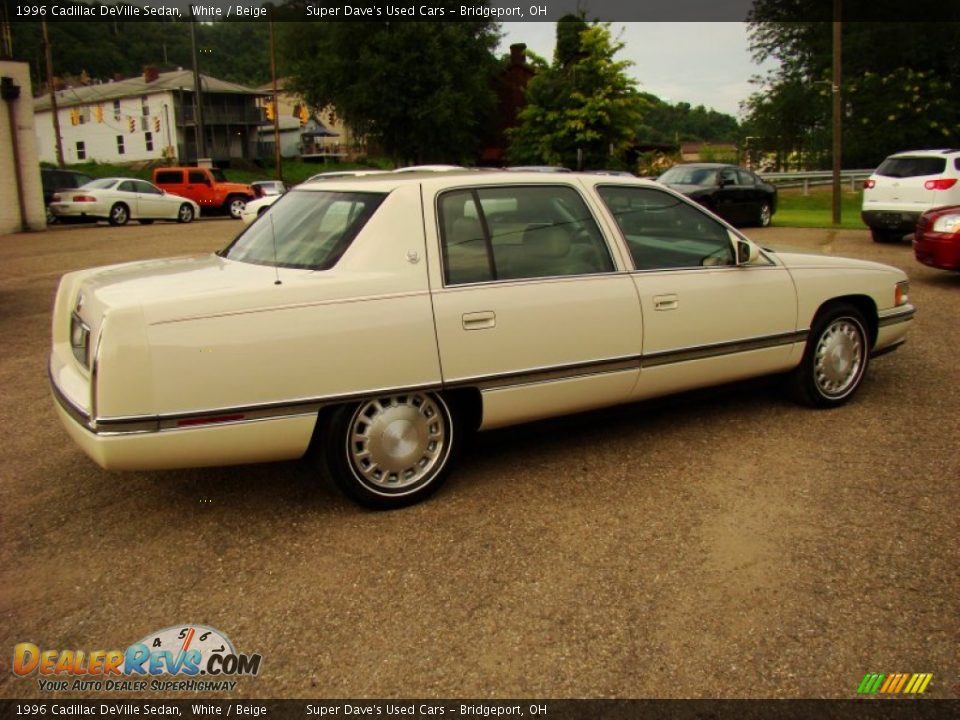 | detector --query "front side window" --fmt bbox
[438,185,614,285]
[598,186,734,271]
[188,170,207,184]
[221,190,386,270]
